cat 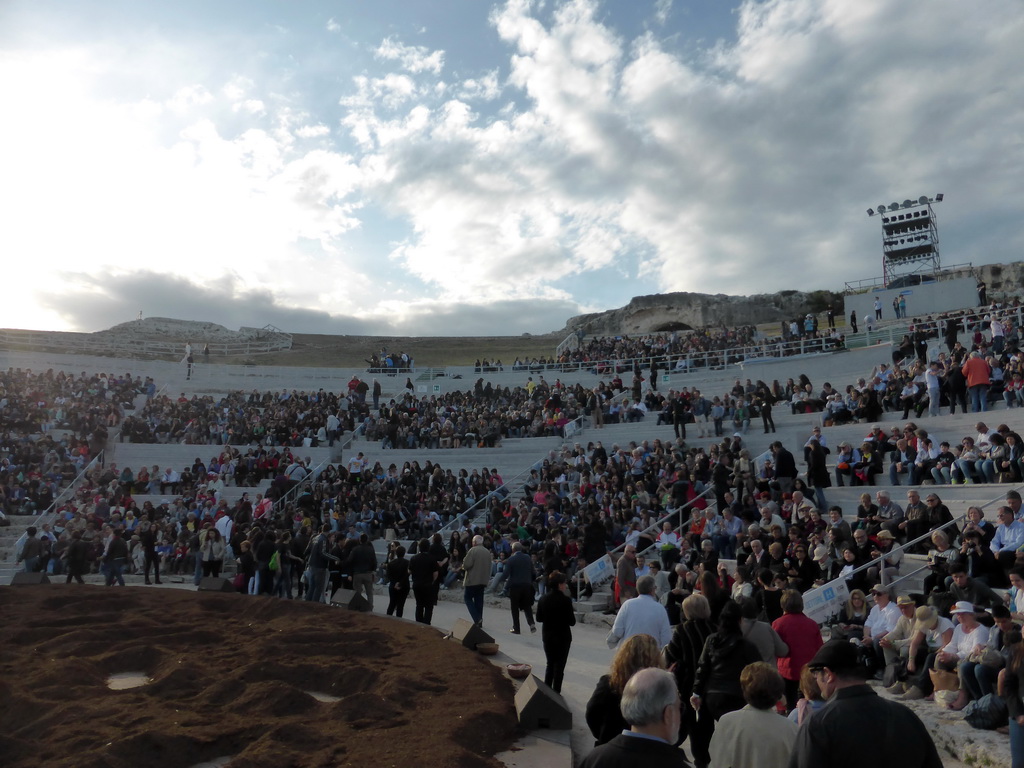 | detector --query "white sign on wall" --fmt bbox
[583,555,615,587]
[803,578,851,625]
